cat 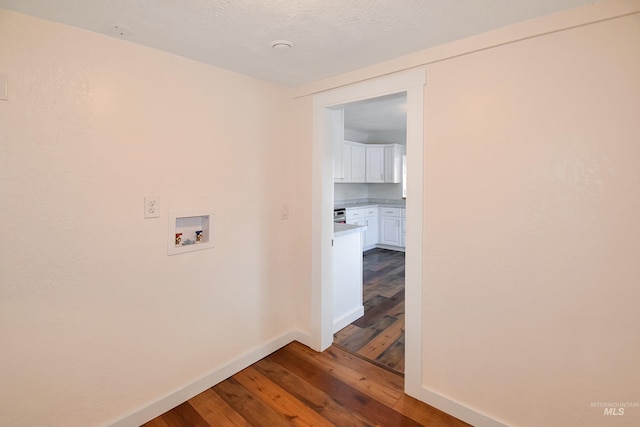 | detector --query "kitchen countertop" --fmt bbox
[334,199,406,209]
[334,223,367,238]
